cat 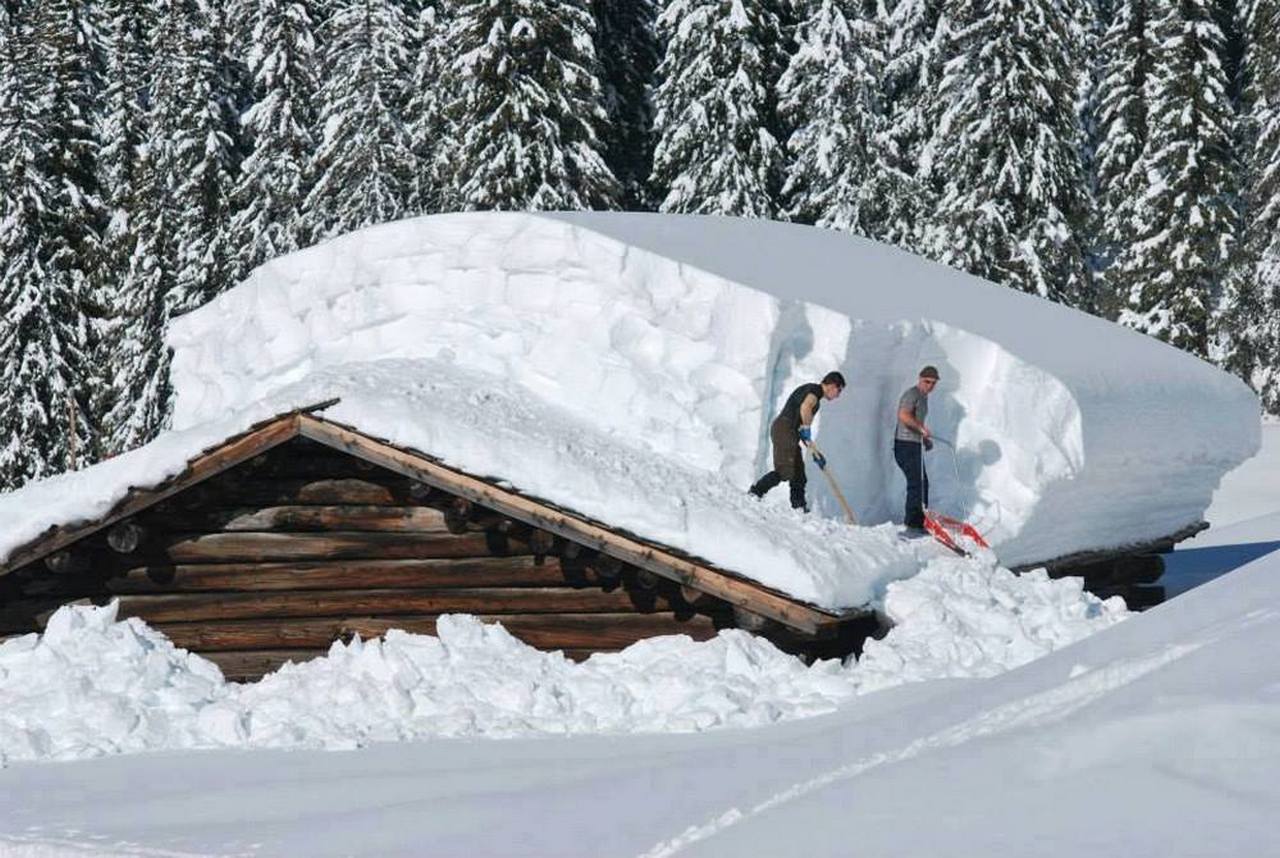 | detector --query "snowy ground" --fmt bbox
[1,426,1277,856]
